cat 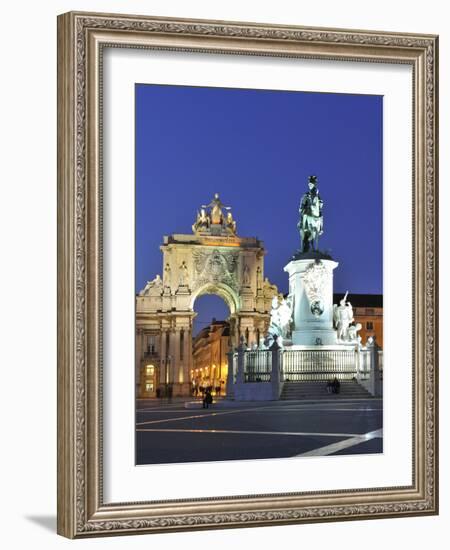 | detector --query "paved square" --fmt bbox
[136,398,383,465]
